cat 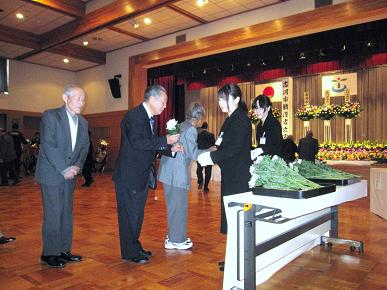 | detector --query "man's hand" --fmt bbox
[64,168,78,179]
[209,145,217,152]
[167,134,180,145]
[171,143,184,153]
